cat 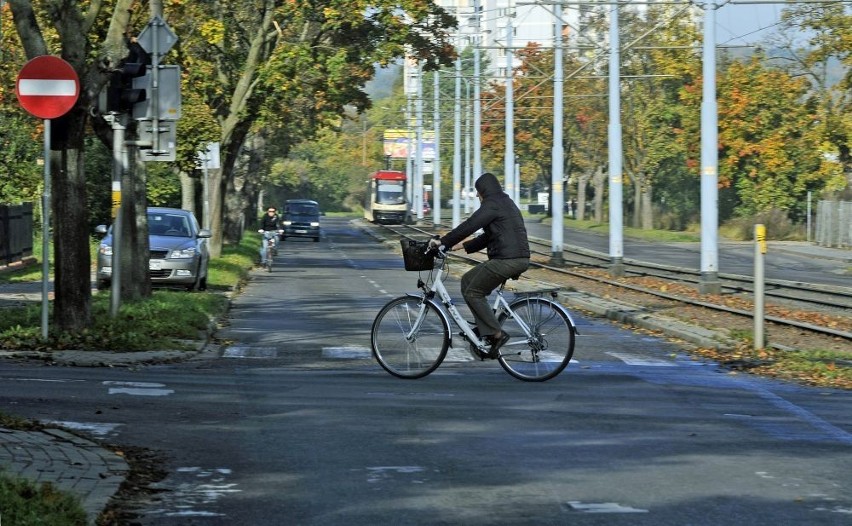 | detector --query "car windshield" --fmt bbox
[148,213,192,237]
[289,205,318,215]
